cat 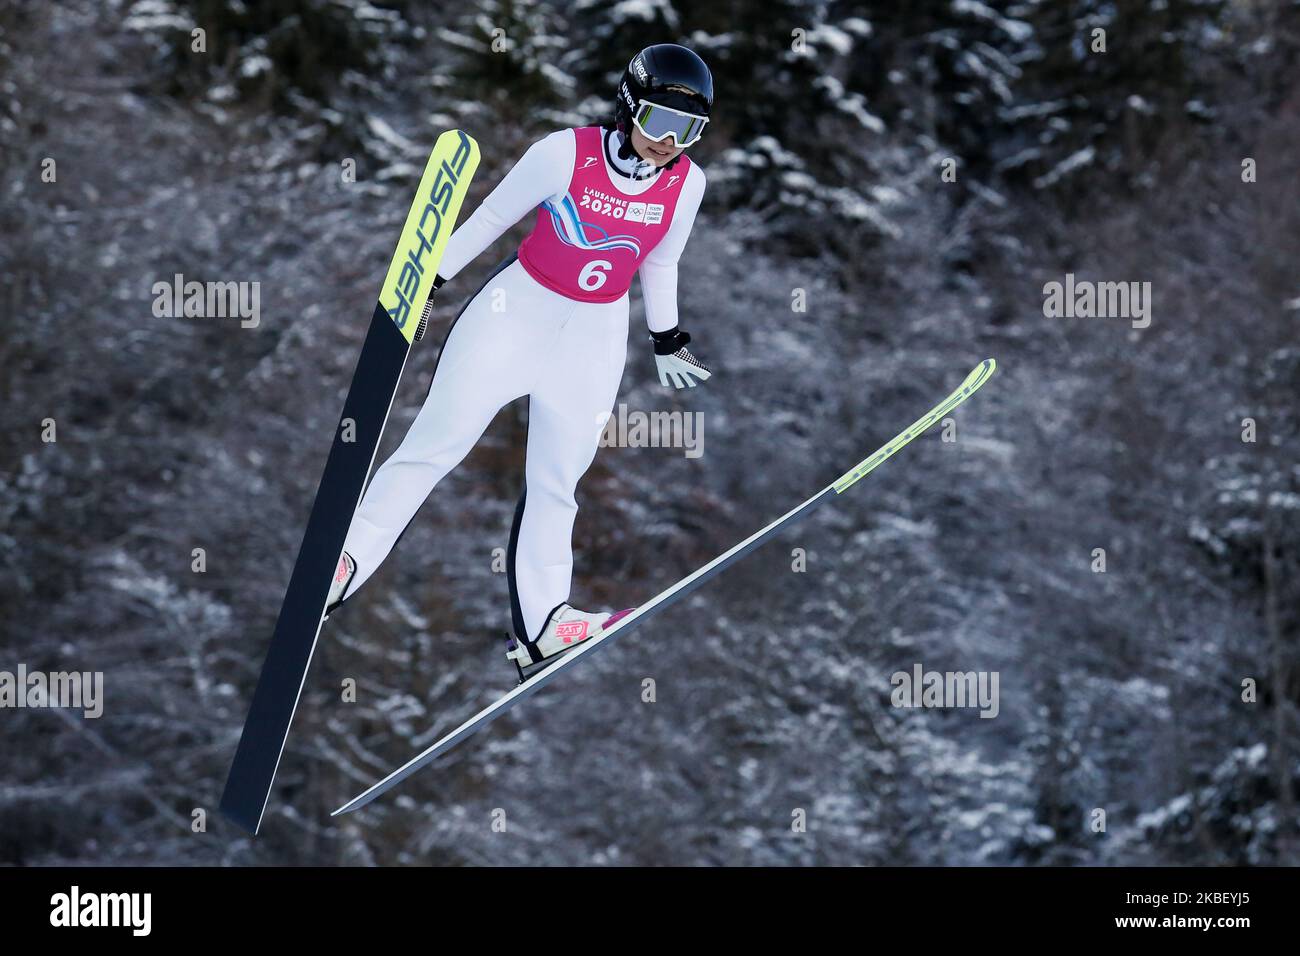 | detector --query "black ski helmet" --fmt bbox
[614,43,713,144]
